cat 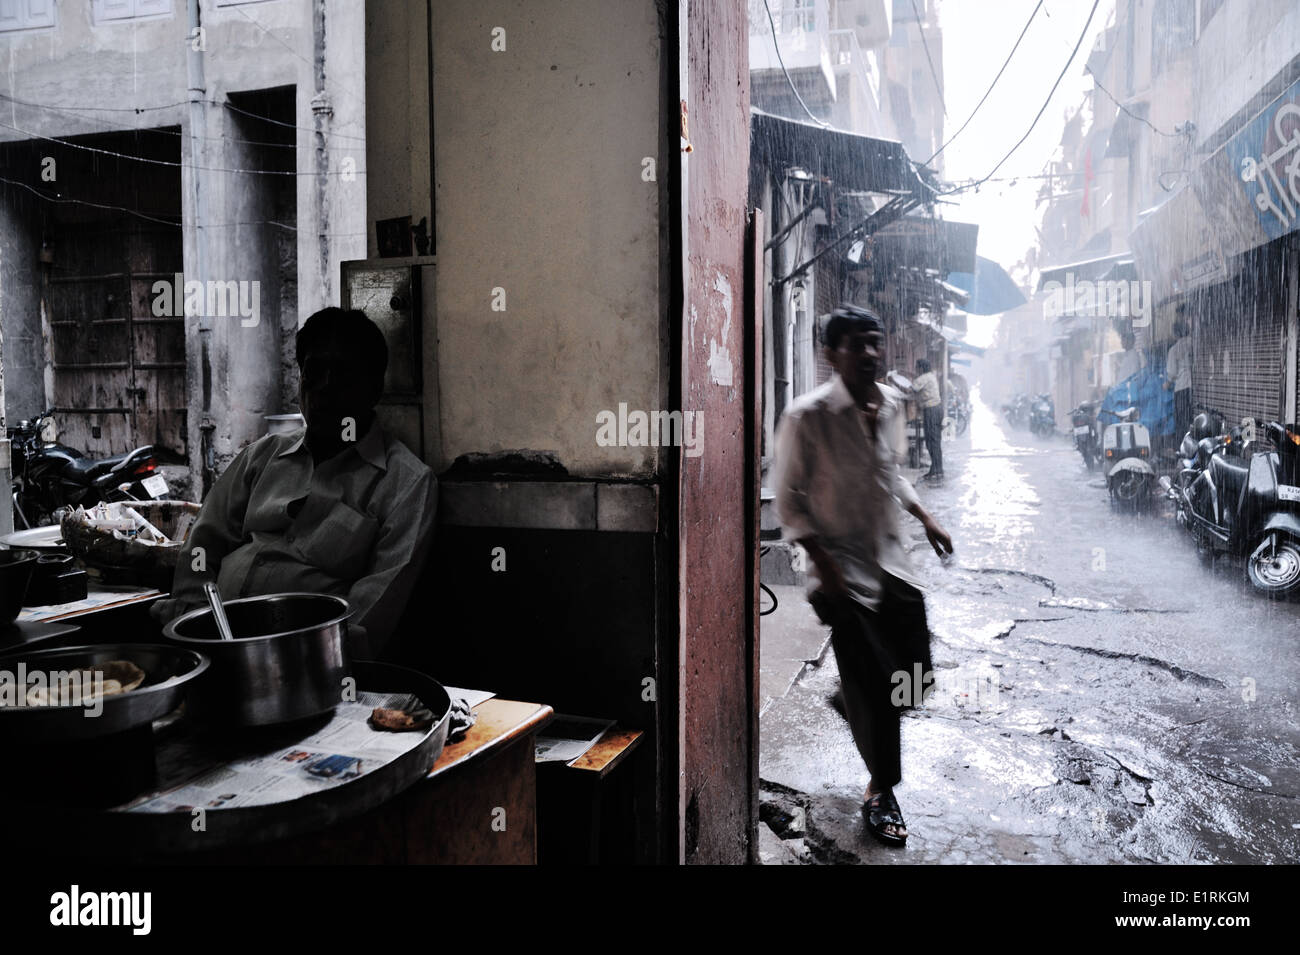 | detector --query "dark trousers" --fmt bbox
[922,404,944,475]
[811,577,933,790]
[1174,388,1193,440]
